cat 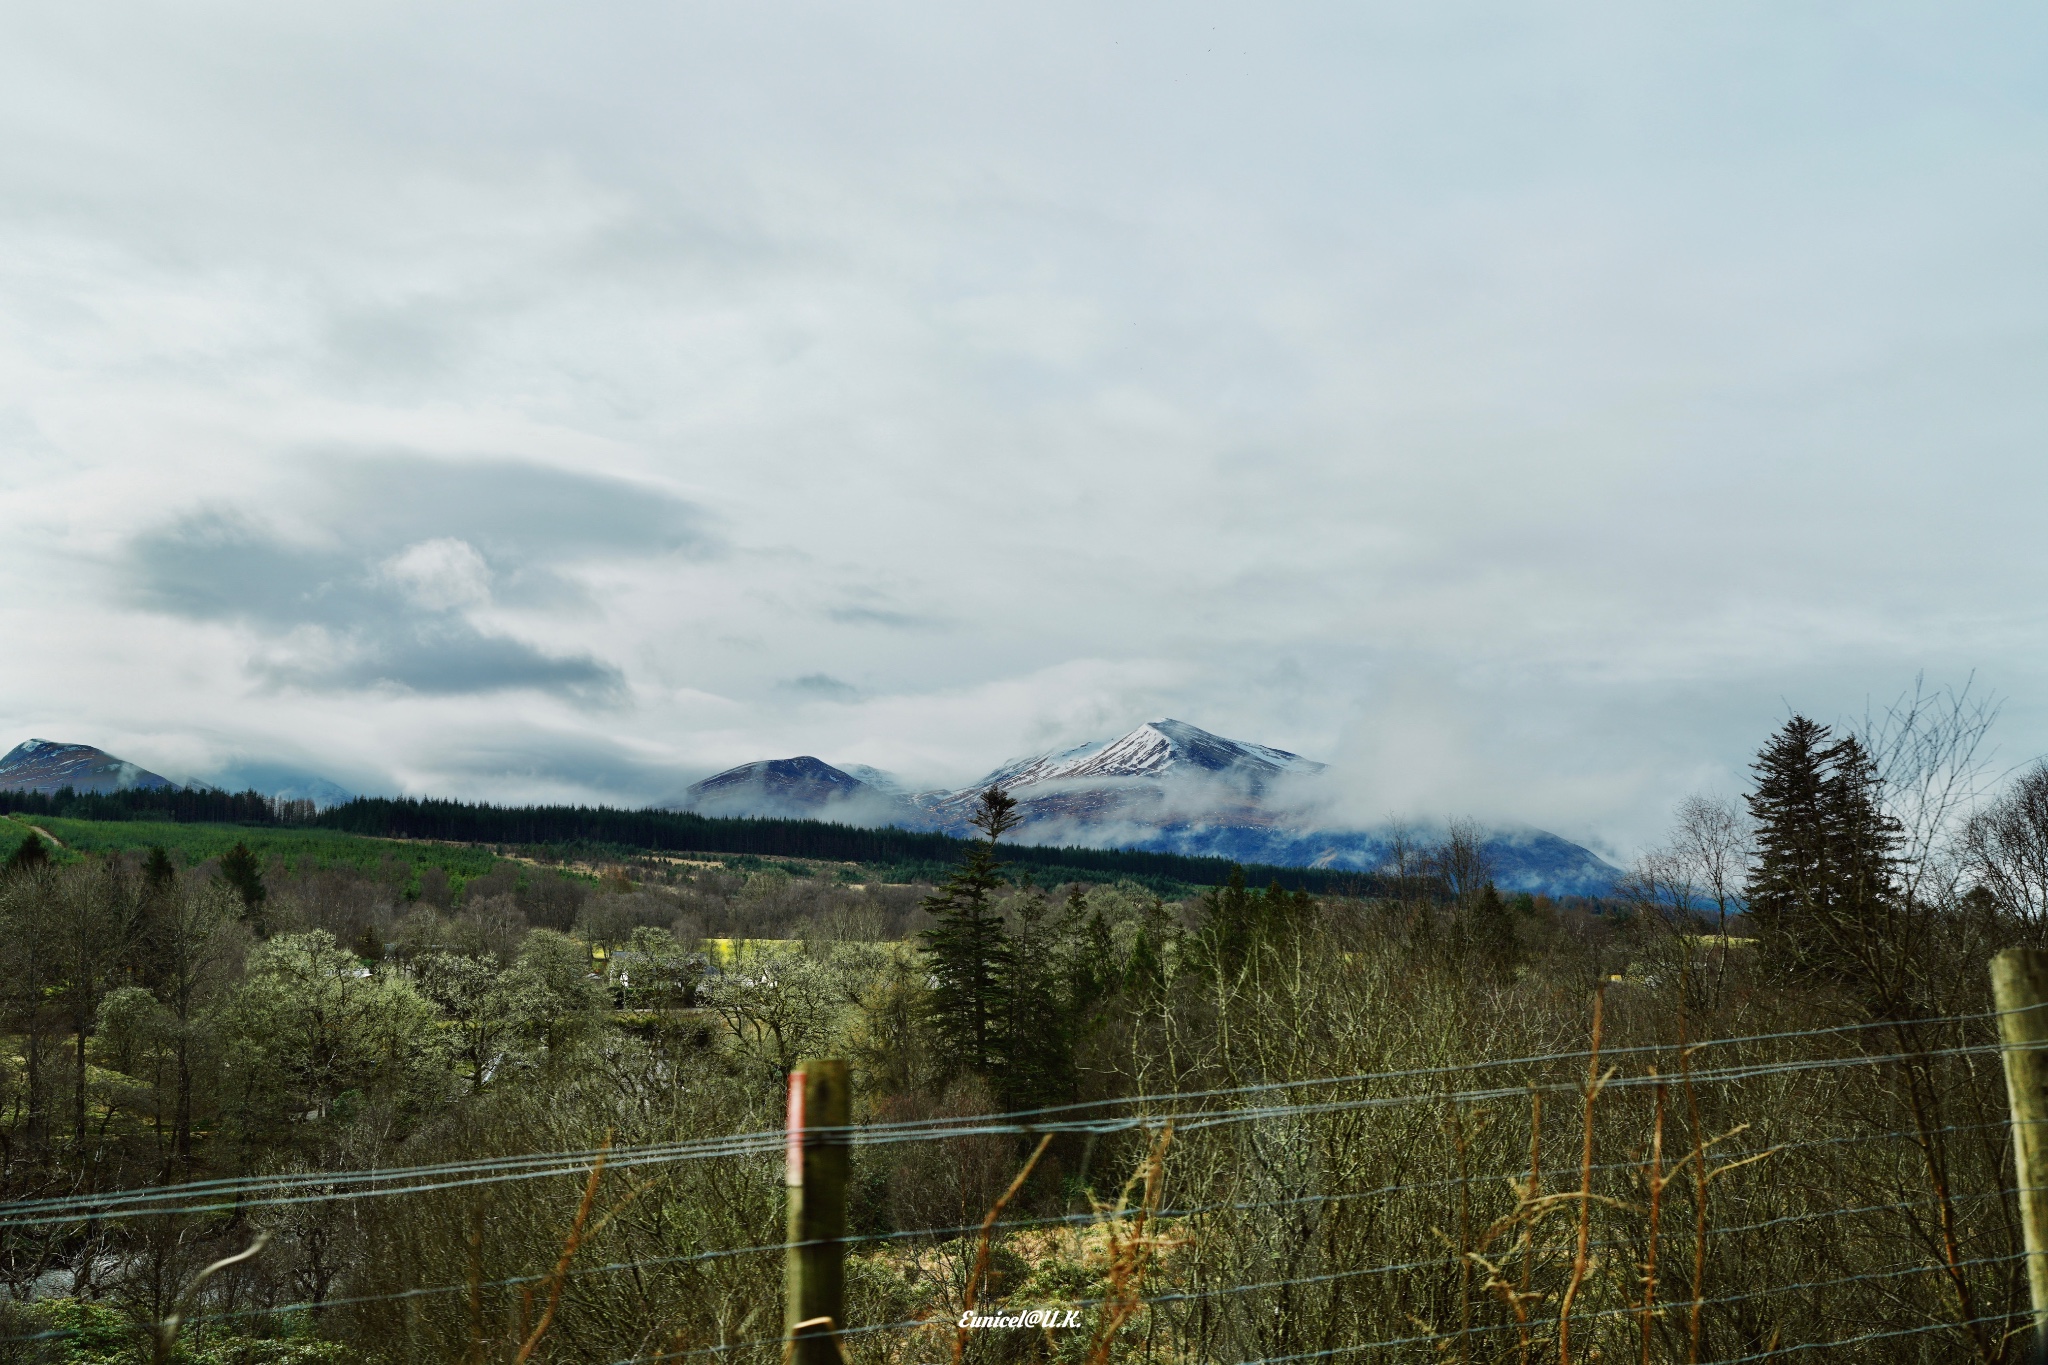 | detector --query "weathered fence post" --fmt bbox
[785,1058,850,1365]
[1993,950,2048,1365]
